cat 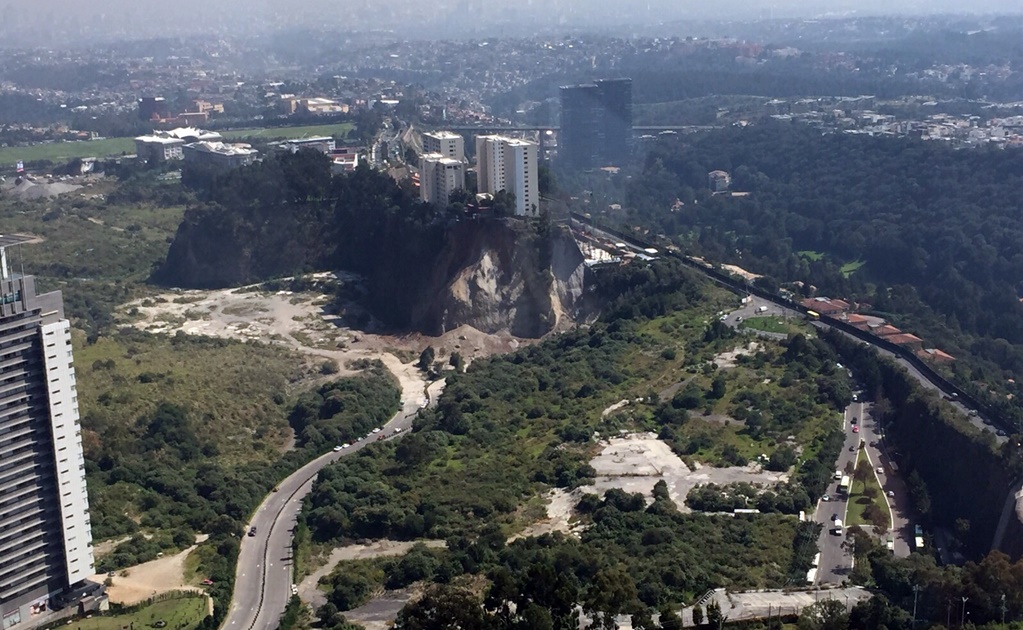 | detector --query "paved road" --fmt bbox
[812,402,859,584]
[856,401,913,557]
[222,382,439,630]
